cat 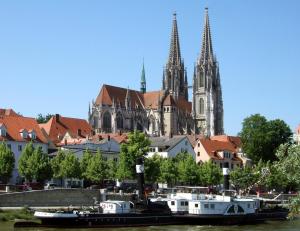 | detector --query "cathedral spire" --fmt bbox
[140,61,146,93]
[168,12,181,66]
[199,8,214,64]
